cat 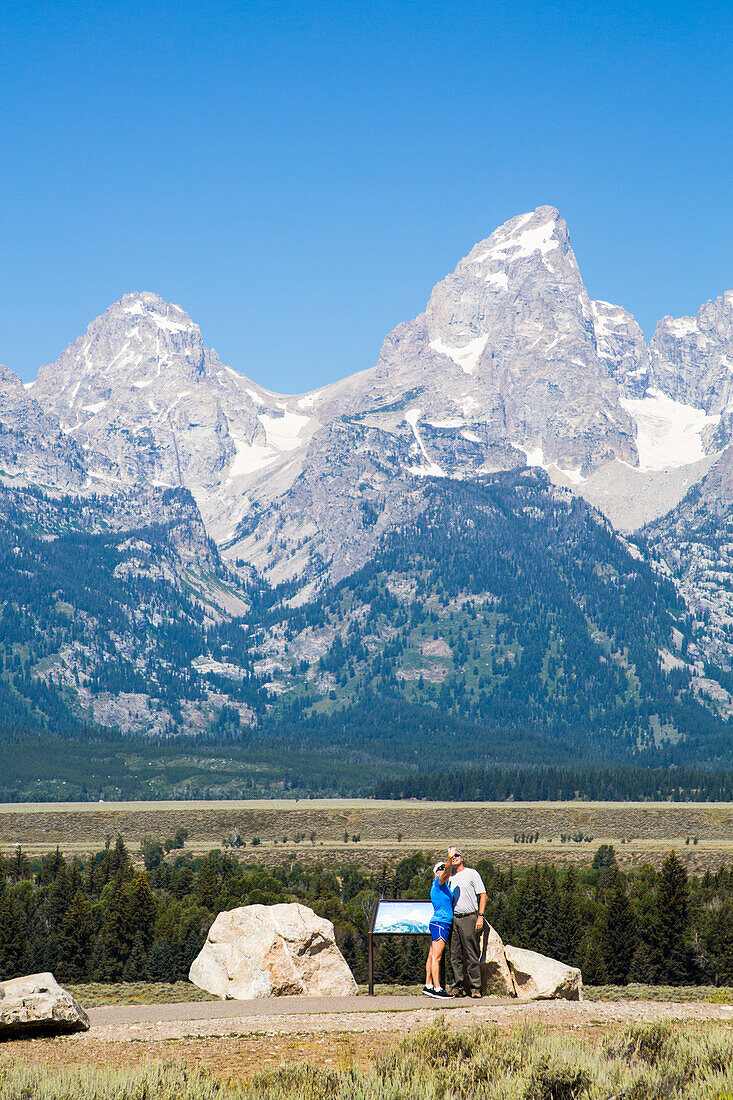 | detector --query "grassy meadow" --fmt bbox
[61,982,733,1007]
[3,798,733,870]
